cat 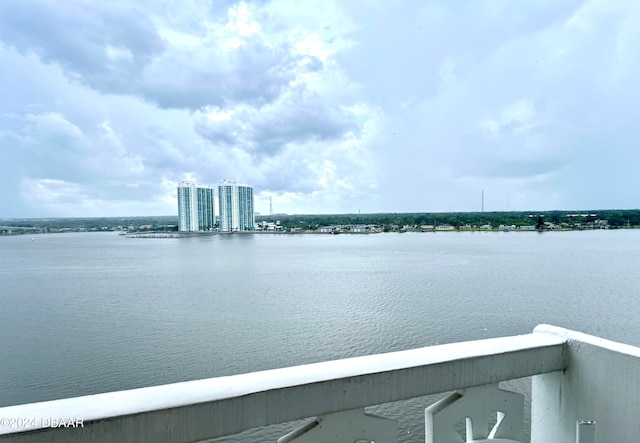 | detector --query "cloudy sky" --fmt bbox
[1,0,639,217]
